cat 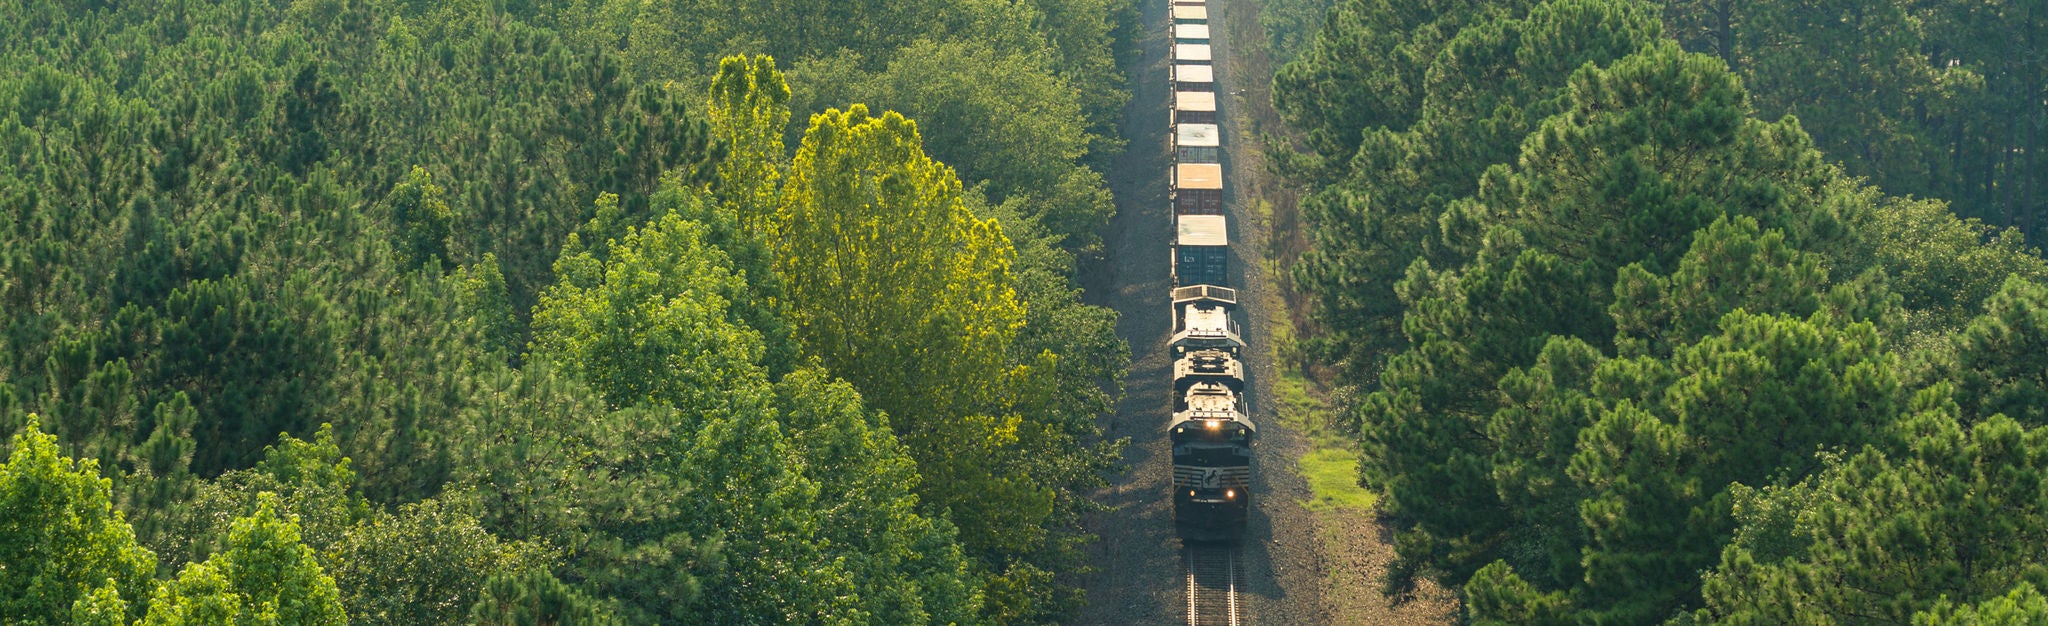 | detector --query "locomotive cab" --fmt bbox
[1170,382,1254,542]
